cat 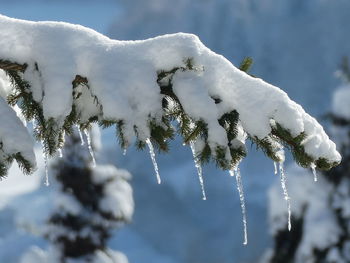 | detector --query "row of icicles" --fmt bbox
[41,125,319,246]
